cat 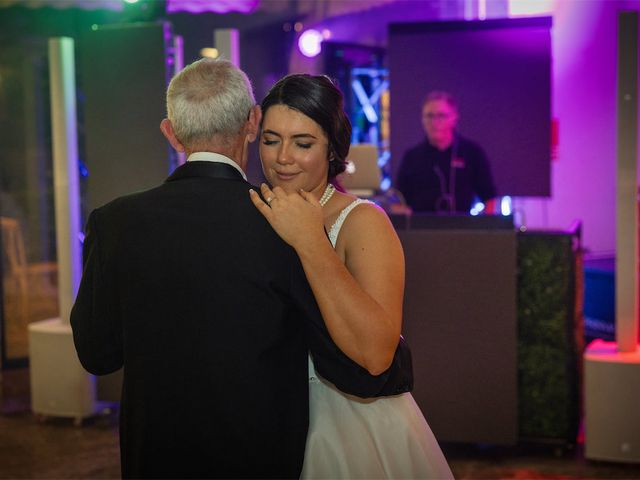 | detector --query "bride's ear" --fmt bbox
[246,105,262,143]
